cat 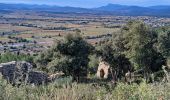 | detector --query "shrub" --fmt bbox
[0,52,33,63]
